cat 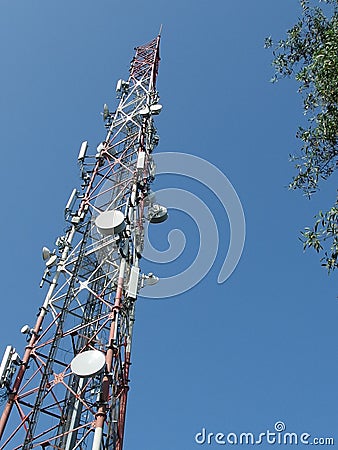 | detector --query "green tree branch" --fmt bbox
[266,0,338,272]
